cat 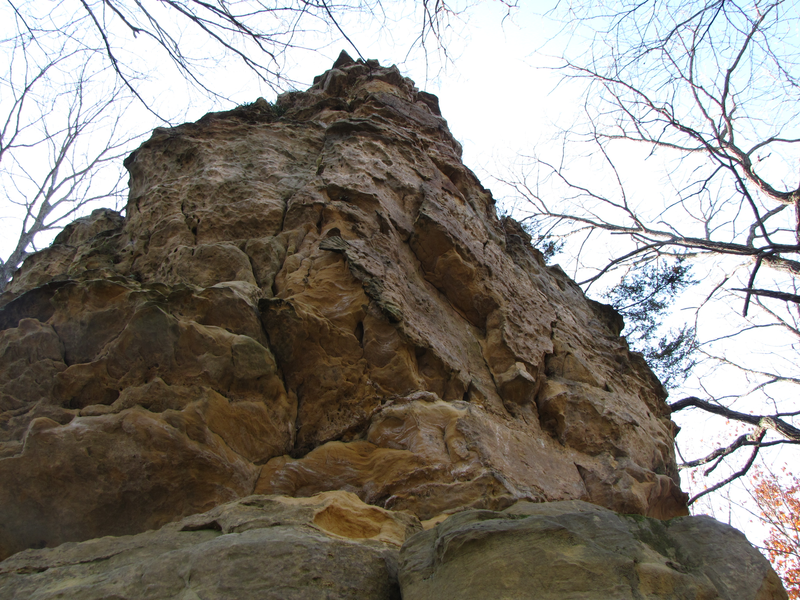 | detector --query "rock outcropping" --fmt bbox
[0,52,785,598]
